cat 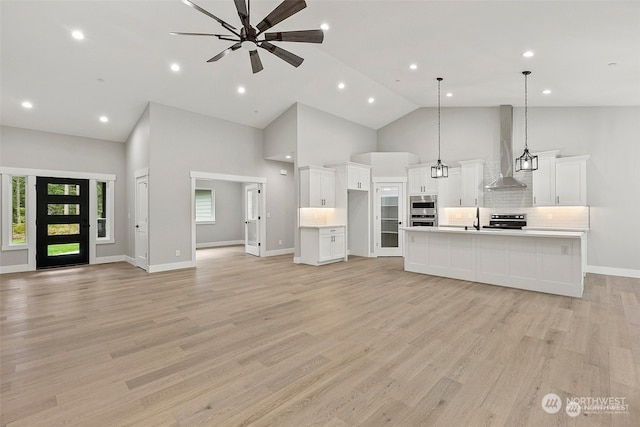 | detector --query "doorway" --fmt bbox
[244,183,260,256]
[36,177,89,268]
[374,182,405,257]
[135,175,149,271]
